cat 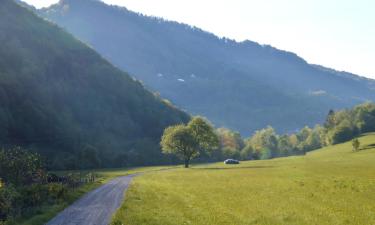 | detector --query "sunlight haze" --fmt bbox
[23,0,375,78]
[3,1,375,224]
